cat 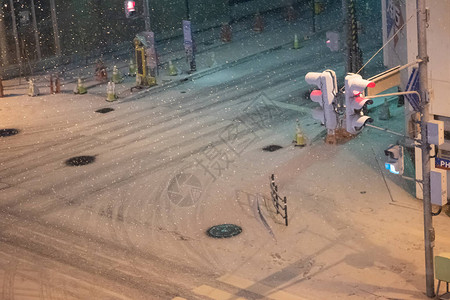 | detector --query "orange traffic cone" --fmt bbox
[253,12,264,32]
[0,78,4,97]
[95,59,108,82]
[220,23,232,42]
[286,6,297,22]
[50,74,54,94]
[55,75,61,93]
